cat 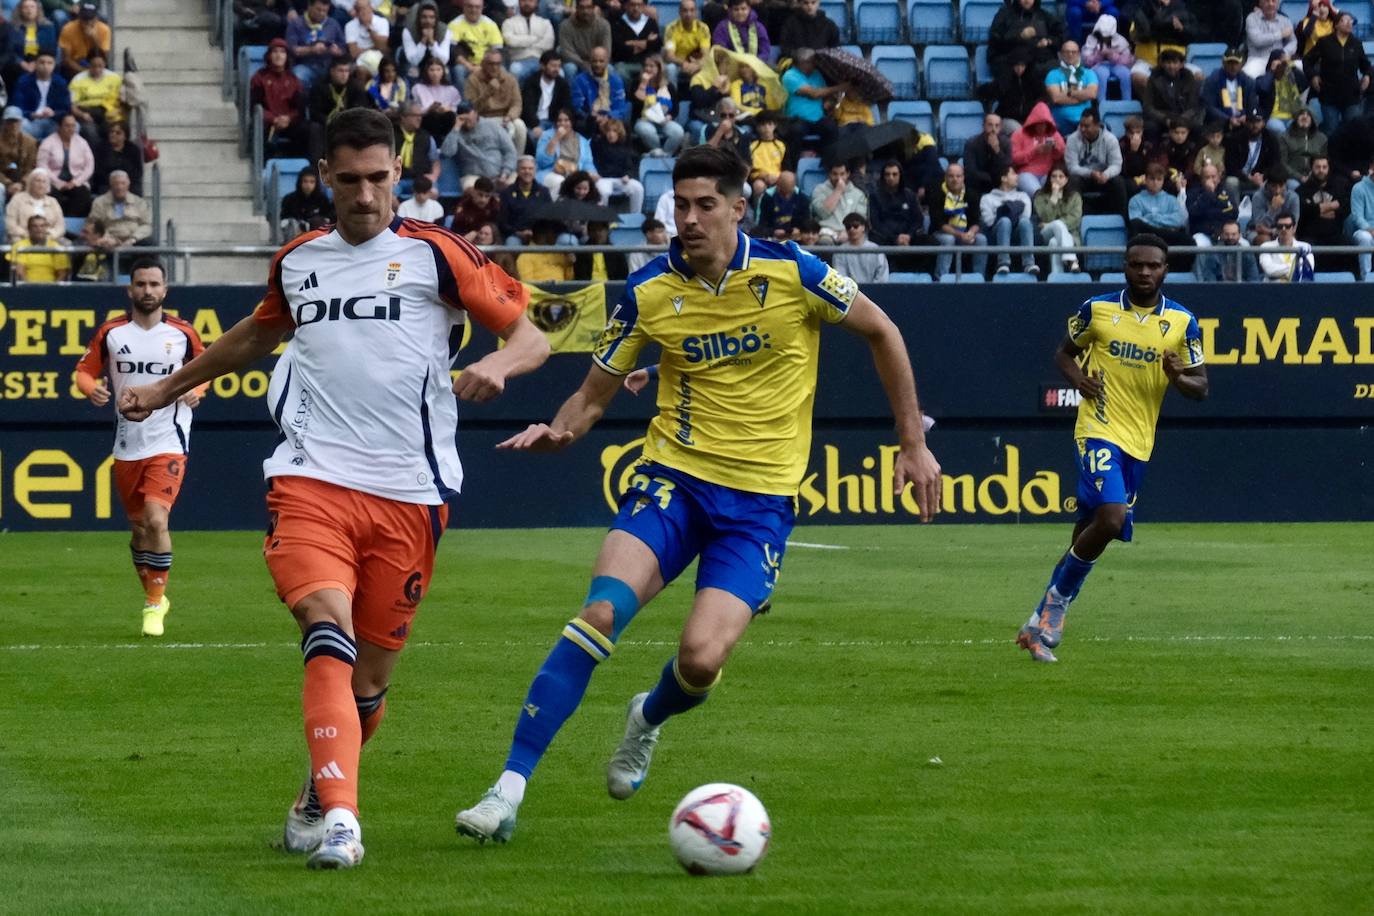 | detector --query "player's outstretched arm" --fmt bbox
[118,315,286,422]
[1163,352,1209,401]
[497,363,622,452]
[839,292,942,522]
[1056,338,1103,400]
[453,313,551,402]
